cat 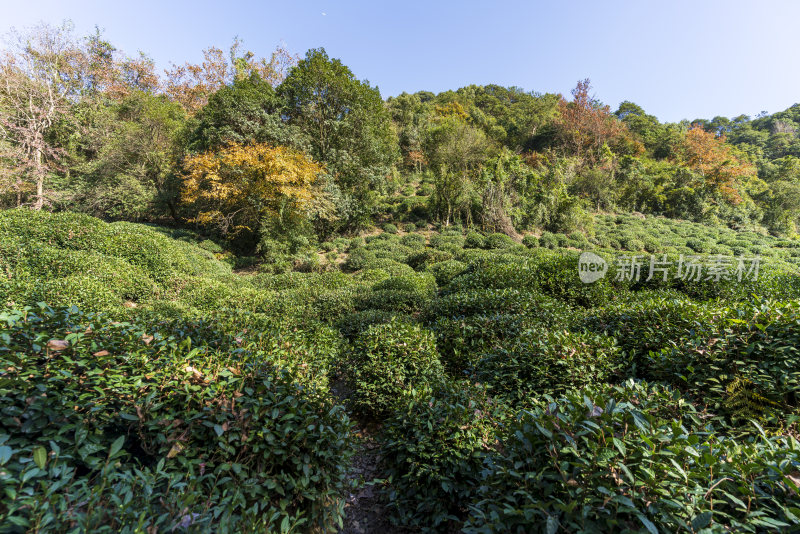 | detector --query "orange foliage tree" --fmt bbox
[555,79,640,165]
[165,40,297,114]
[182,142,323,236]
[680,125,756,204]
